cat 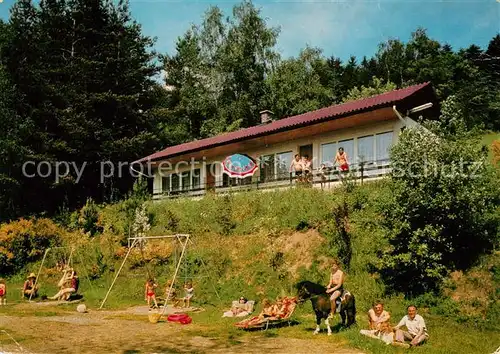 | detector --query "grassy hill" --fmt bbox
[2,181,499,353]
[1,131,499,353]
